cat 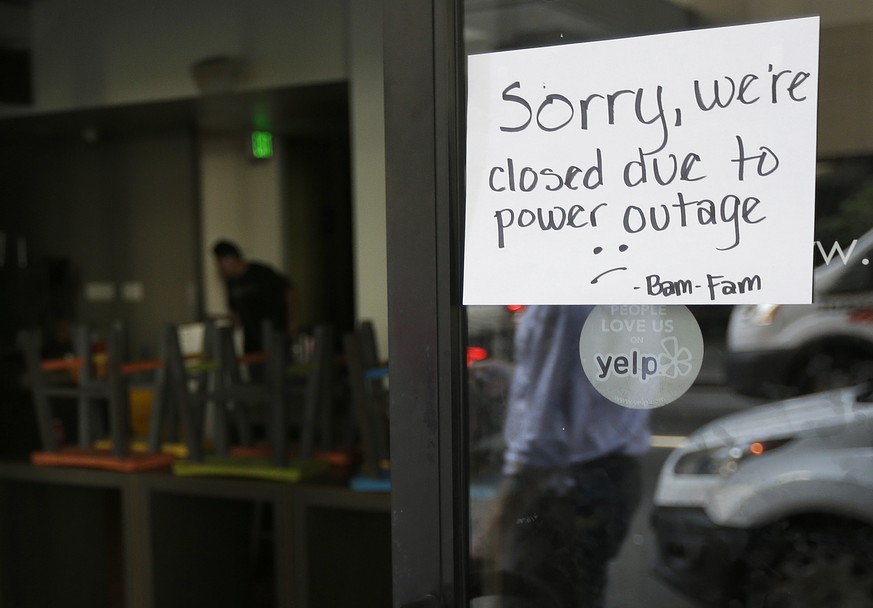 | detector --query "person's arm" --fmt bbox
[471,470,543,562]
[223,281,240,325]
